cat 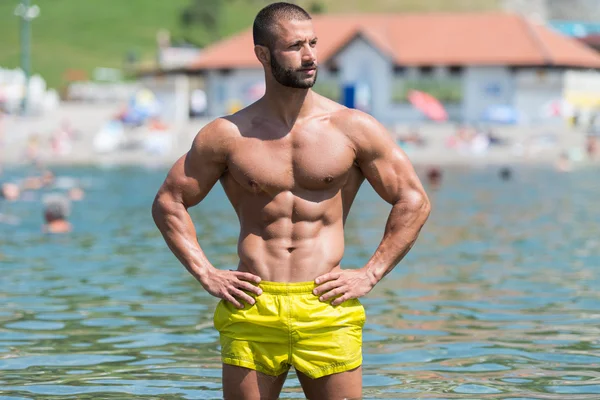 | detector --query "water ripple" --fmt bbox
[1,166,599,398]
